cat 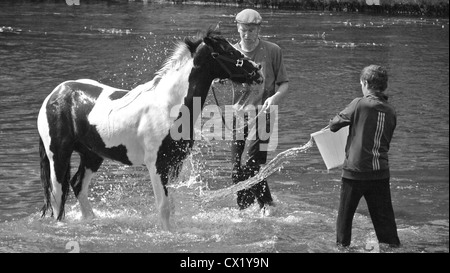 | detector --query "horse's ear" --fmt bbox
[213,22,221,32]
[204,25,222,47]
[184,37,202,55]
[203,36,213,47]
